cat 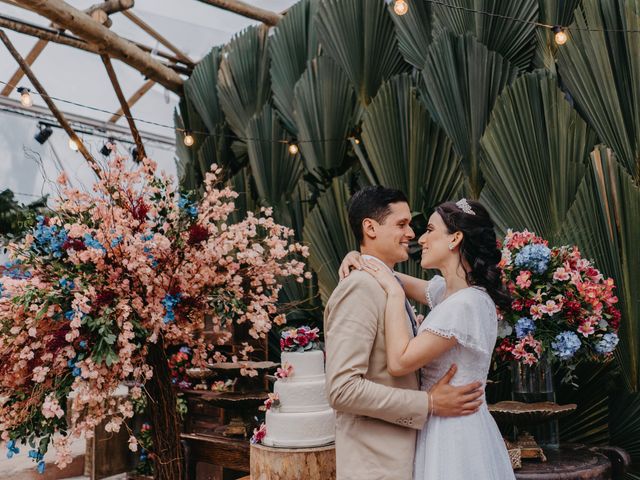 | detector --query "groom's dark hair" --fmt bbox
[347,186,409,246]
